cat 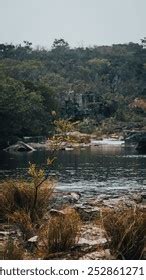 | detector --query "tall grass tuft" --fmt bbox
[3,237,25,260]
[0,178,54,223]
[39,208,81,257]
[102,207,145,260]
[8,210,34,240]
